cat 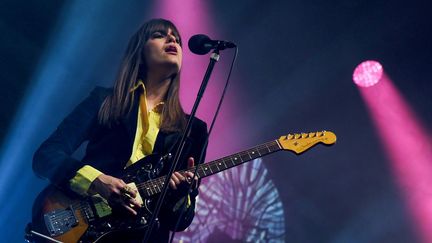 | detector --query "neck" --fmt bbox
[145,72,173,109]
